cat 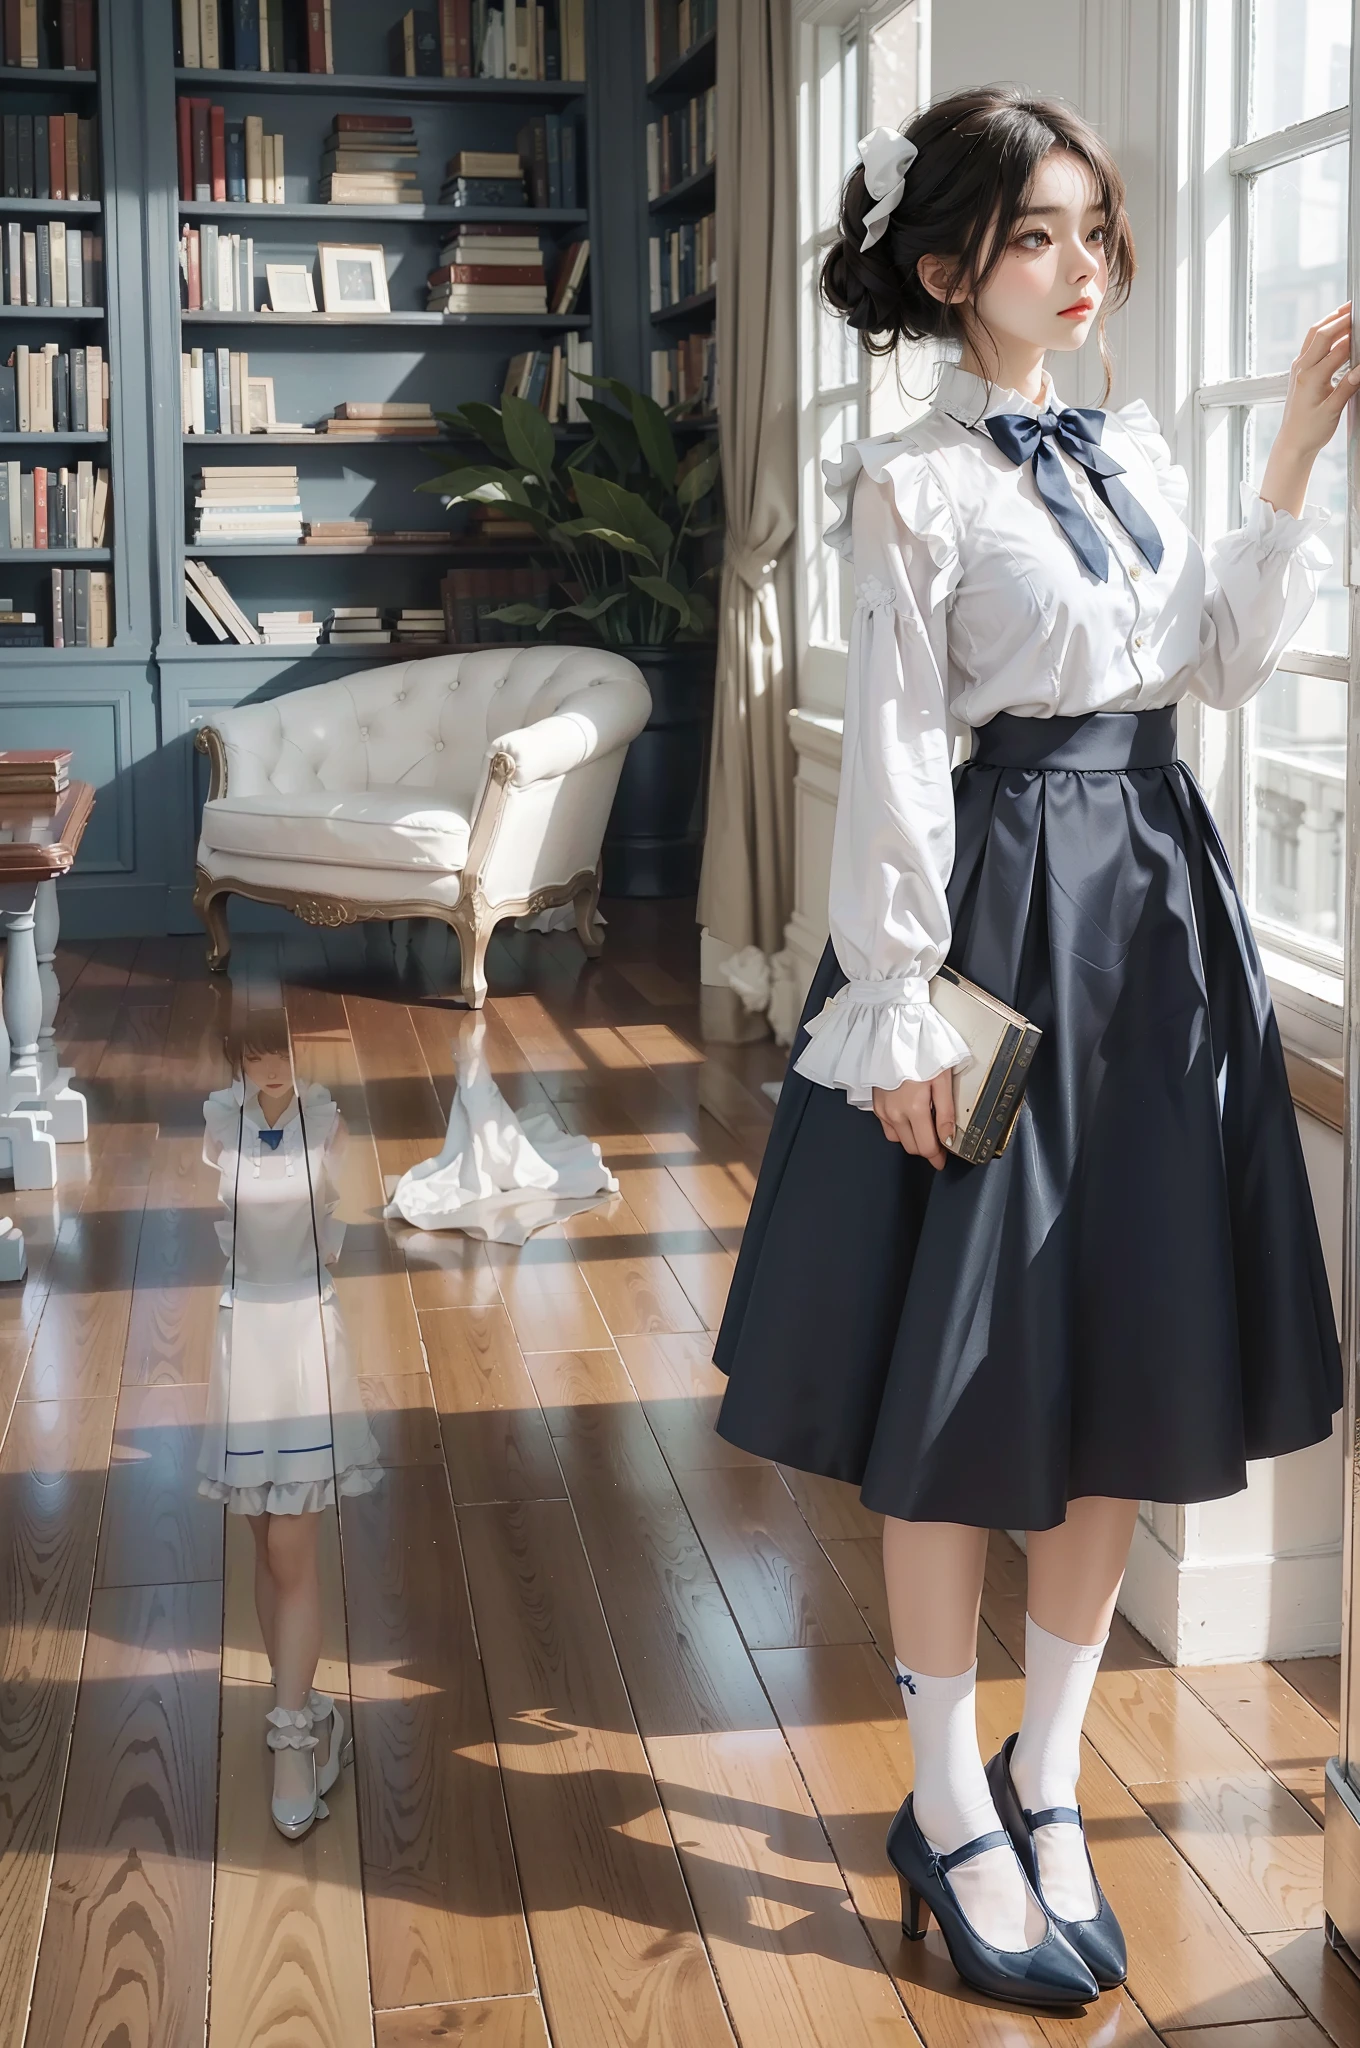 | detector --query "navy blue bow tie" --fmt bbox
[981,406,1164,582]
[258,1126,284,1151]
